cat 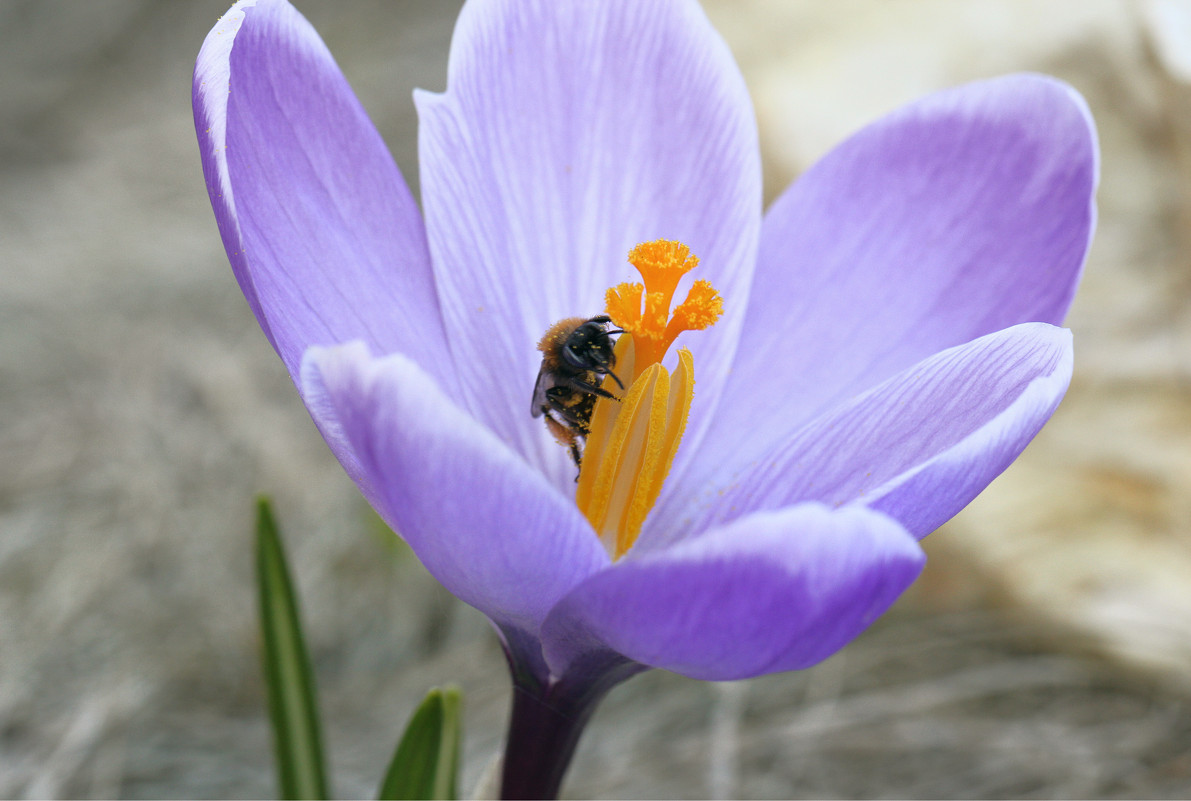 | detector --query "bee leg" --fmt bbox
[569,443,583,477]
[544,386,580,413]
[565,376,620,400]
[544,393,596,432]
[545,399,585,427]
[585,354,625,391]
